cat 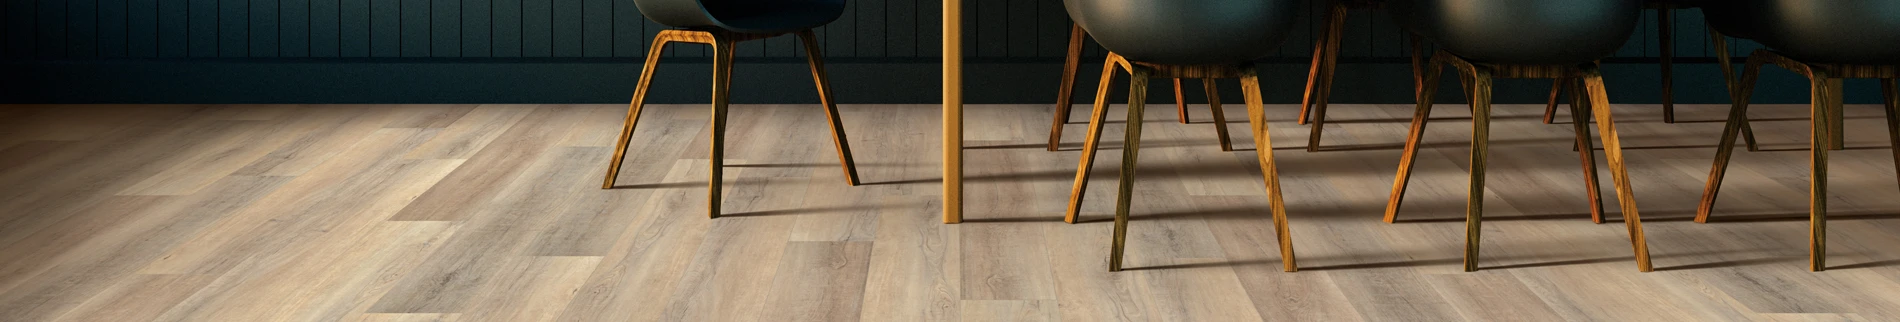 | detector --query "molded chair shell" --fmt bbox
[1391,0,1641,65]
[1742,0,1900,64]
[1062,0,1300,65]
[634,0,846,34]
